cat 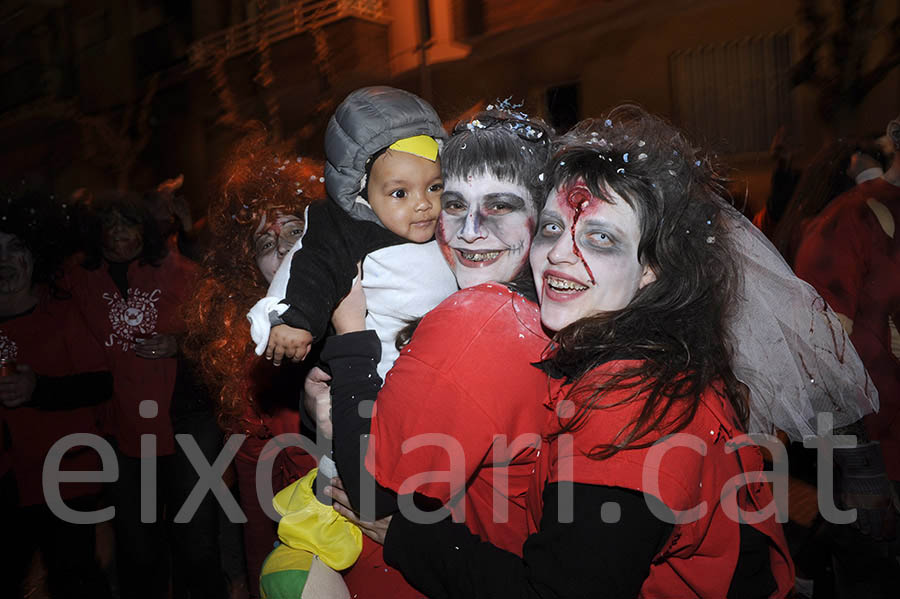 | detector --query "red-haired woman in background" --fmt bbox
[183,129,325,597]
